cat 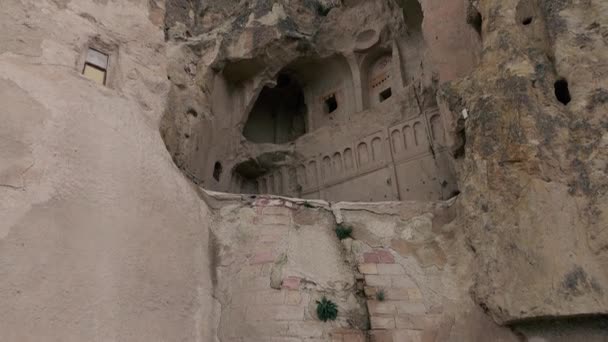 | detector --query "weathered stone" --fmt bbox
[358,263,379,275]
[371,316,396,330]
[3,0,607,341]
